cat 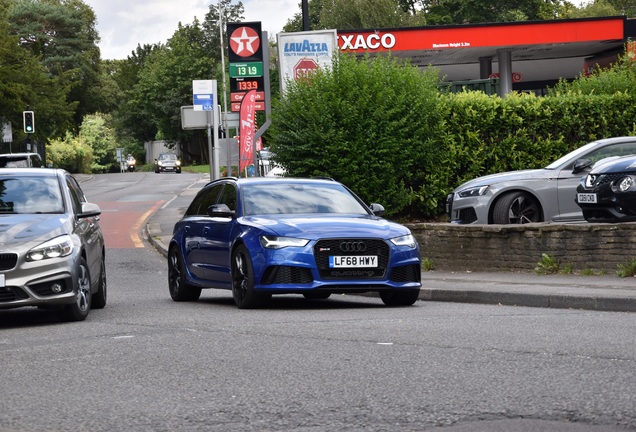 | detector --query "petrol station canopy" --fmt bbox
[337,16,636,94]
